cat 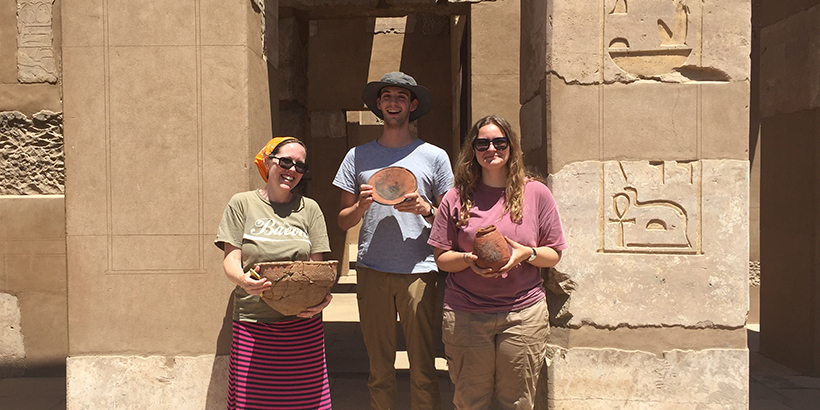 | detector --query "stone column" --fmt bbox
[522,0,751,407]
[62,0,277,407]
[758,0,820,376]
